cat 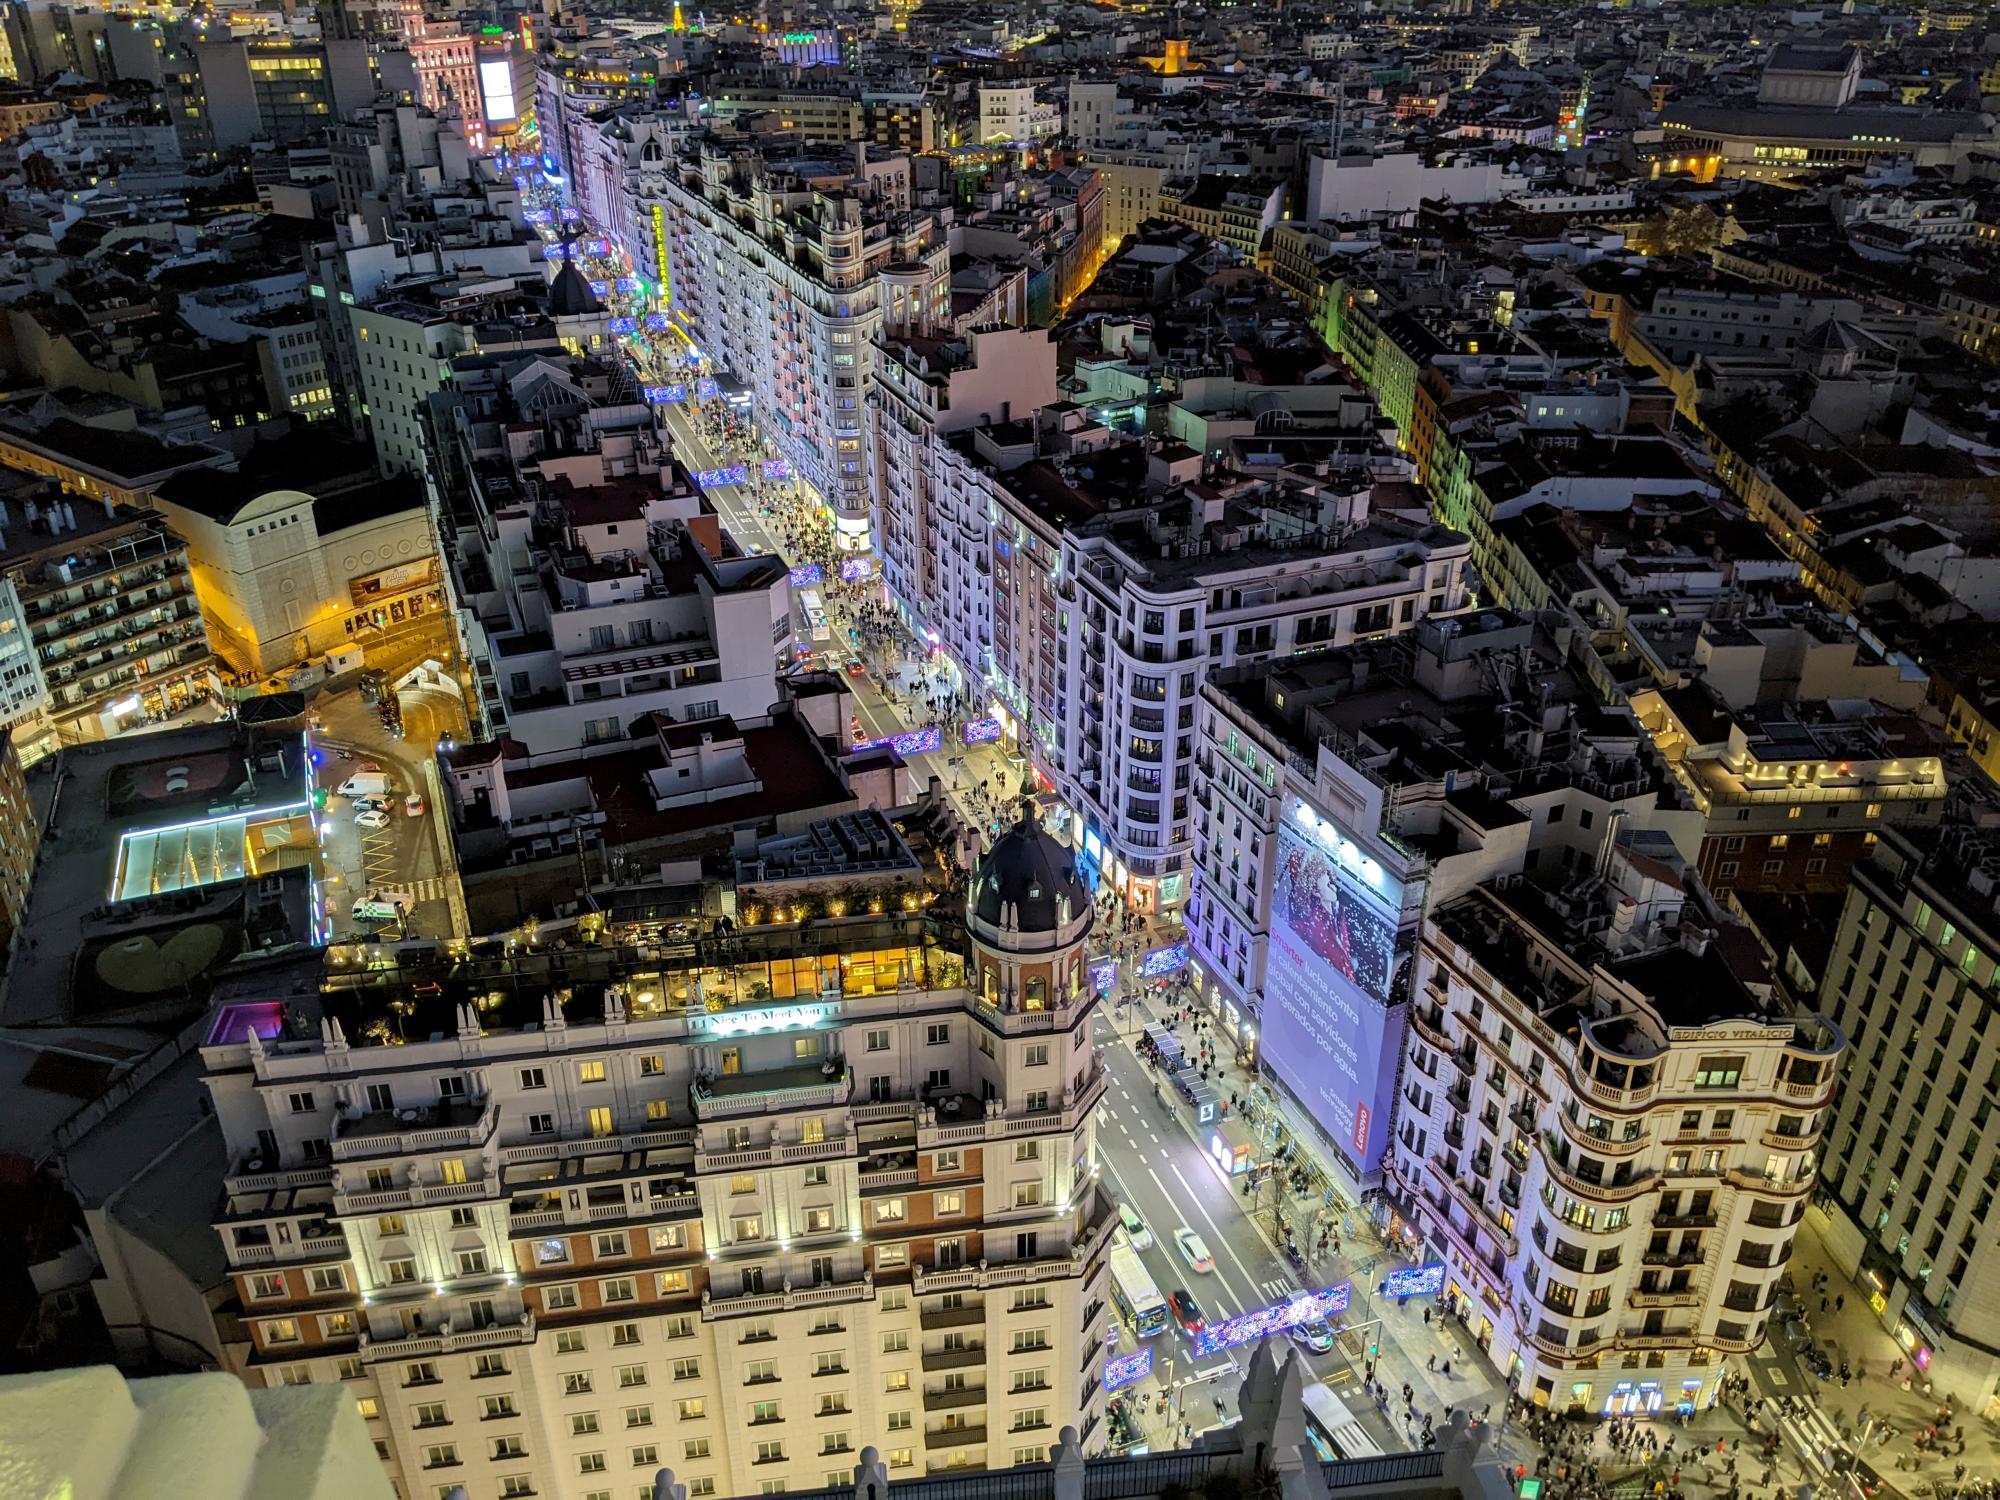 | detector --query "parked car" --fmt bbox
[1116,1202,1154,1252]
[355,808,391,830]
[1175,1227,1214,1273]
[1169,1288,1205,1335]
